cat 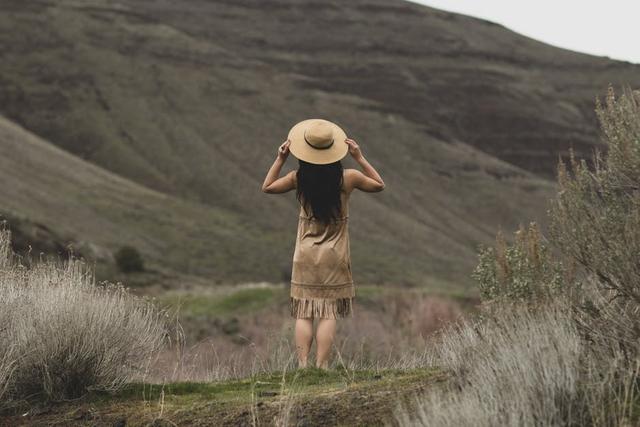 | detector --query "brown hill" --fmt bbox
[0,115,286,282]
[1,0,636,288]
